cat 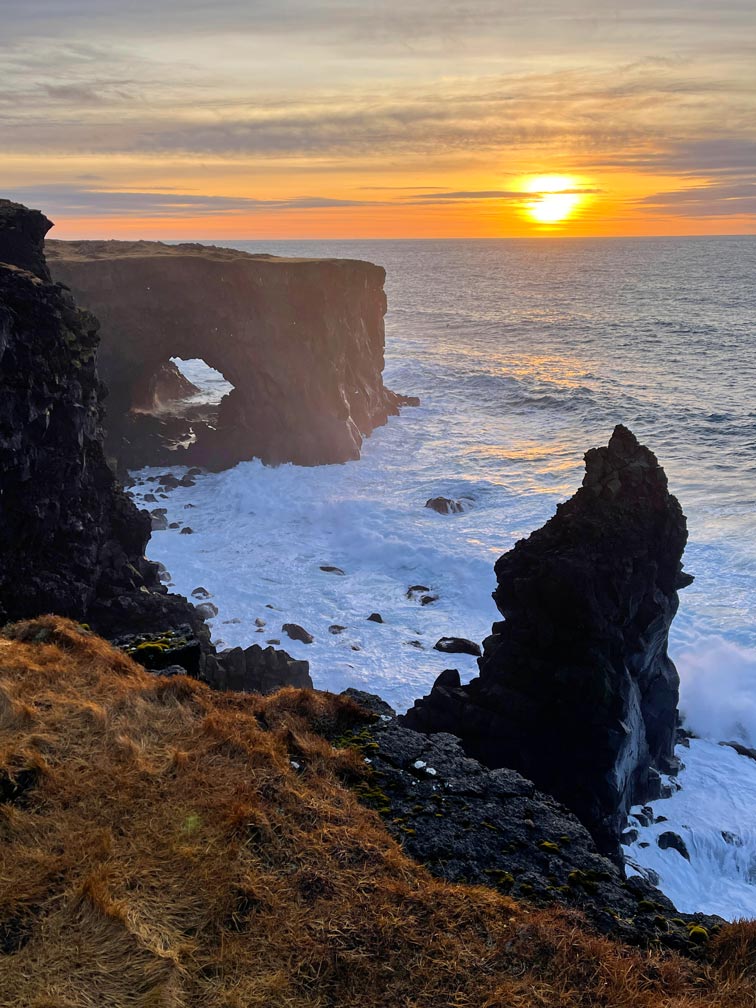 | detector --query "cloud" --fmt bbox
[639,181,756,217]
[2,181,613,220]
[1,184,385,218]
[1,0,754,232]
